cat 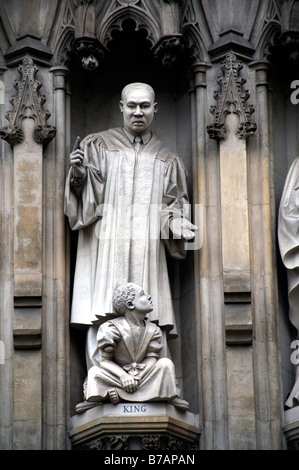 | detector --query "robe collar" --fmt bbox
[111,315,156,362]
[122,127,152,145]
